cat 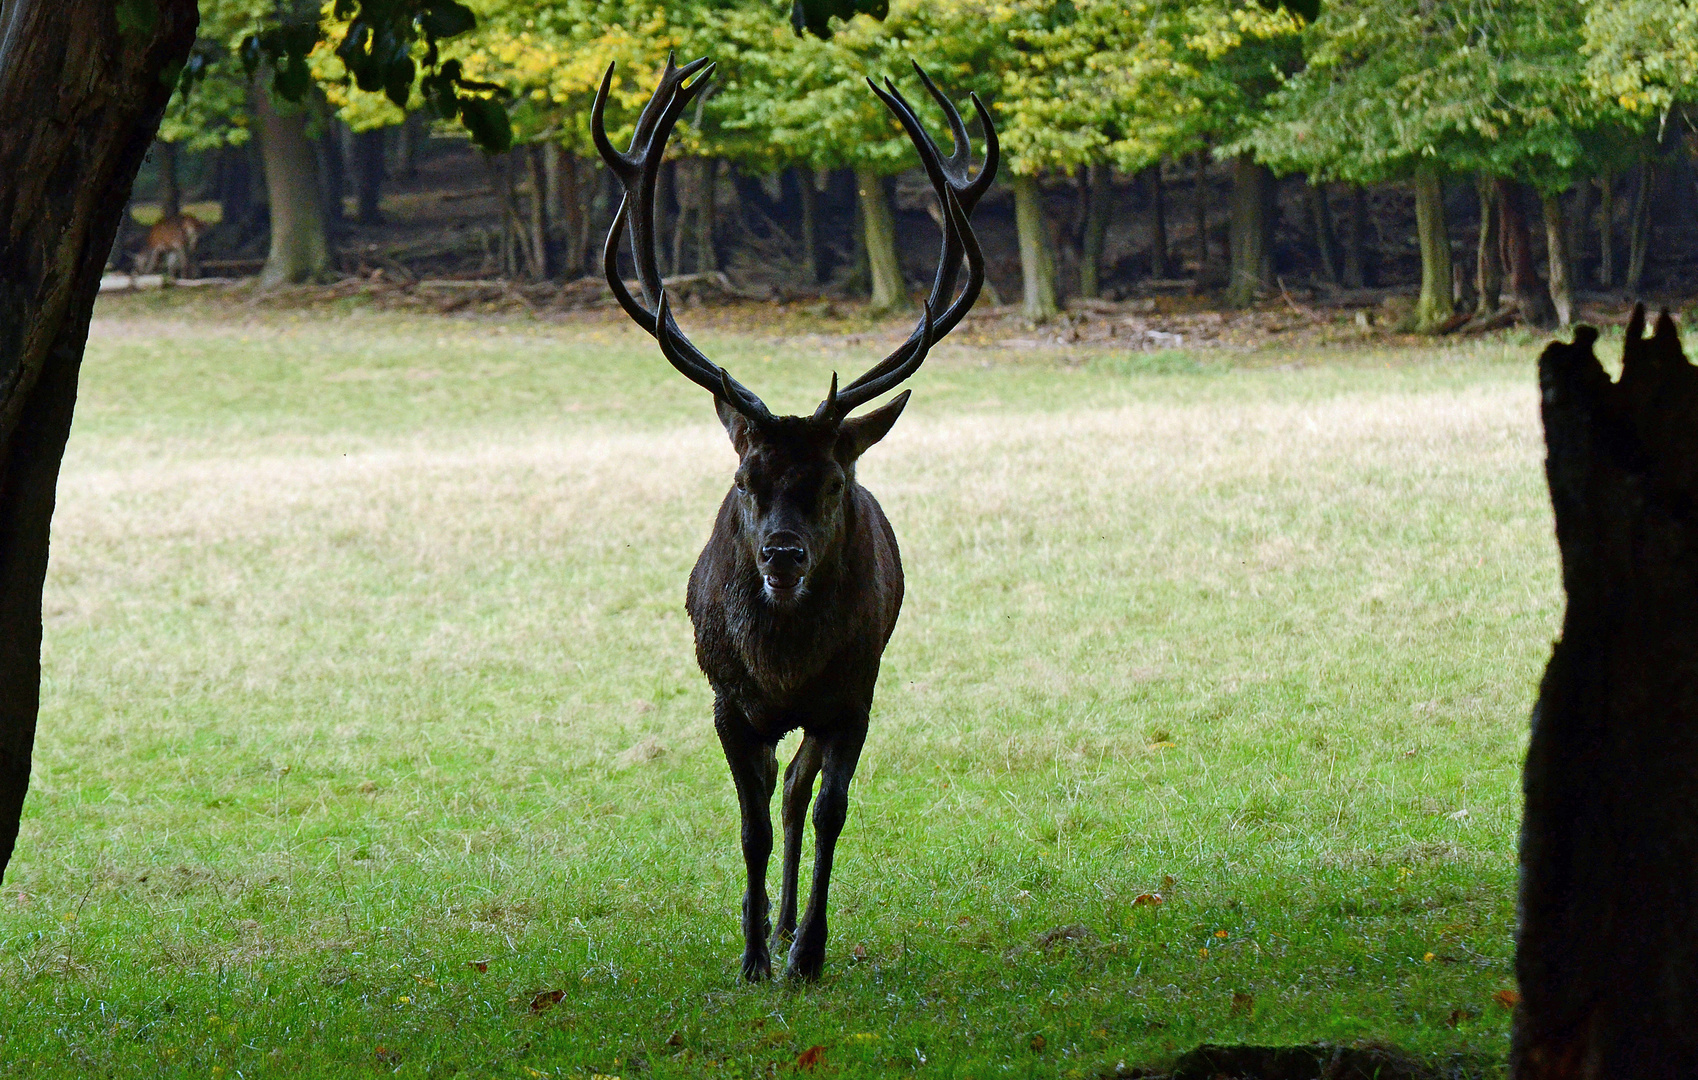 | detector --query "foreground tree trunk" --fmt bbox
[1012,173,1059,322]
[1412,166,1454,333]
[255,78,329,286]
[1496,178,1554,328]
[1541,193,1574,328]
[855,168,905,314]
[0,0,199,883]
[1514,309,1698,1077]
[1226,154,1273,307]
